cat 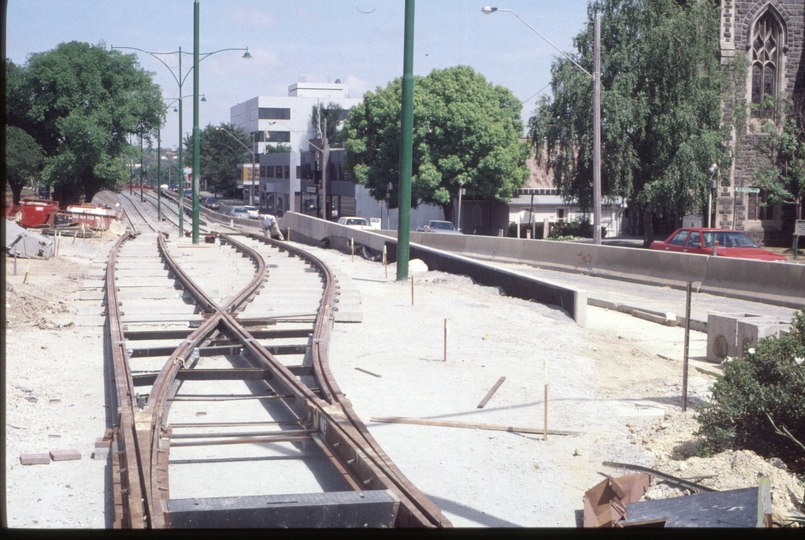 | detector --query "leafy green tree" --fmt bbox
[266,143,292,154]
[5,125,44,204]
[750,92,805,229]
[529,0,728,246]
[346,65,530,222]
[311,102,347,147]
[6,42,164,205]
[184,123,251,197]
